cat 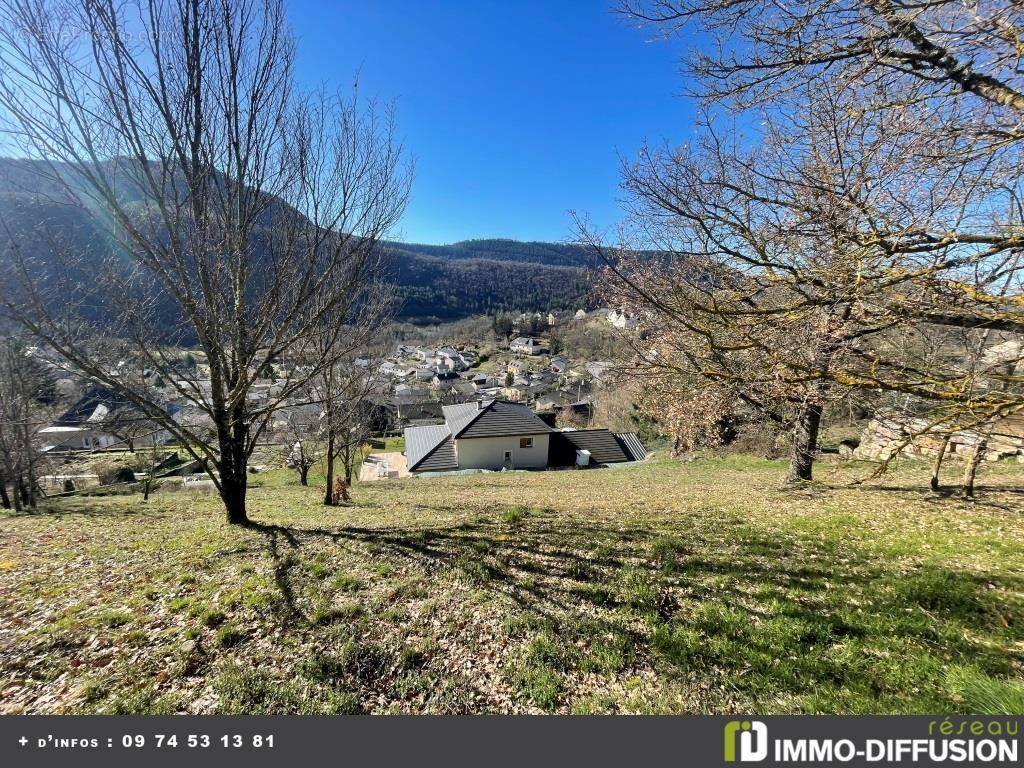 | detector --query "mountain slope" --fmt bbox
[0,157,590,323]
